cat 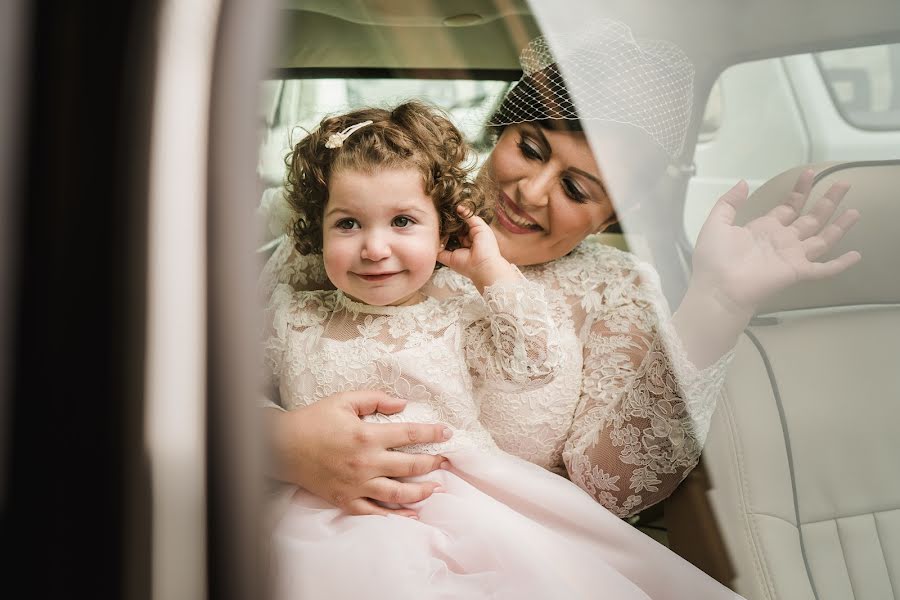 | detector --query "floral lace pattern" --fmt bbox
[259,235,331,301]
[560,260,734,516]
[264,279,562,458]
[260,238,733,517]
